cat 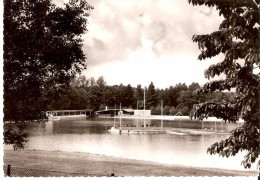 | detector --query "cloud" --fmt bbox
[83,0,223,65]
[83,0,143,65]
[54,0,224,87]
